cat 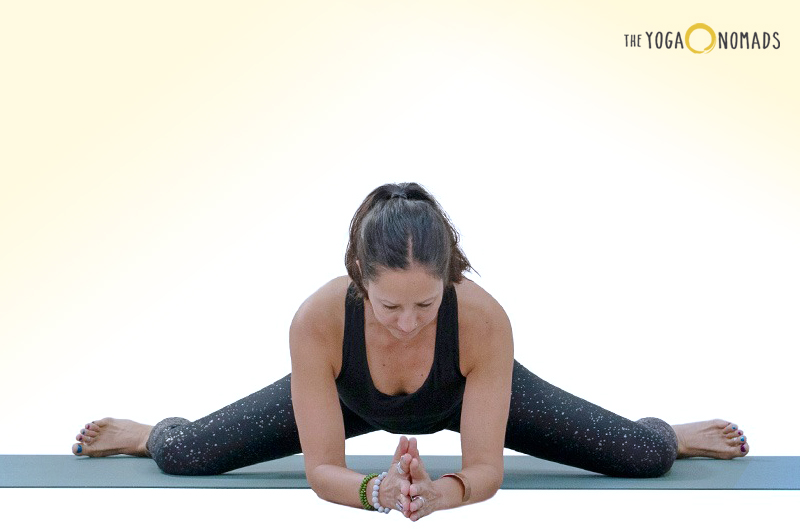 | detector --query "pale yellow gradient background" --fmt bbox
[1,1,798,527]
